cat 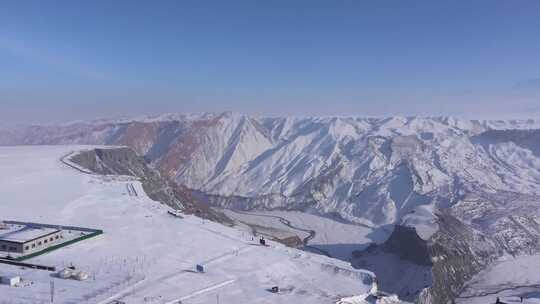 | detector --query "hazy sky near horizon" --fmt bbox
[1,0,540,124]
